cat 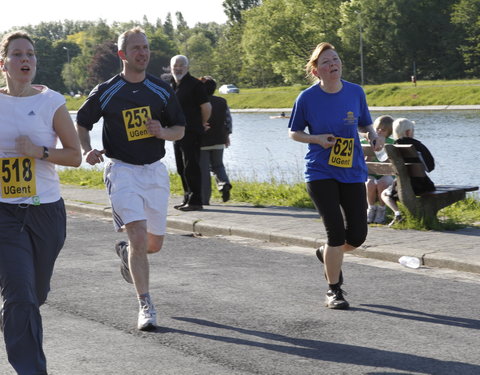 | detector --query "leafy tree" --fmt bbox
[211,24,244,85]
[65,55,90,93]
[163,13,175,39]
[175,11,191,47]
[33,37,66,91]
[451,0,480,77]
[339,0,463,84]
[24,21,68,40]
[242,0,343,85]
[181,33,214,77]
[147,28,178,78]
[223,0,261,24]
[87,41,120,87]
